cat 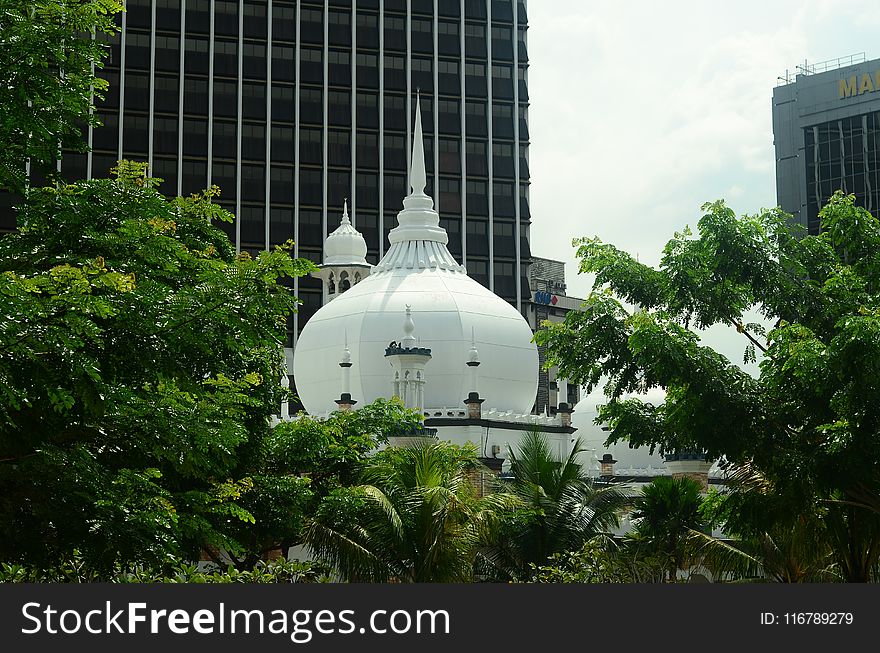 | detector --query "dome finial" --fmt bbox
[341,198,350,225]
[409,94,428,198]
[468,327,479,364]
[341,330,351,365]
